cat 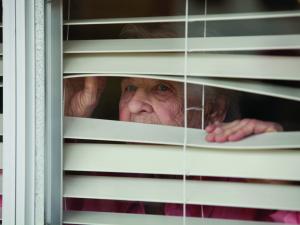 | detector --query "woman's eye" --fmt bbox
[157,83,170,92]
[125,84,137,92]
